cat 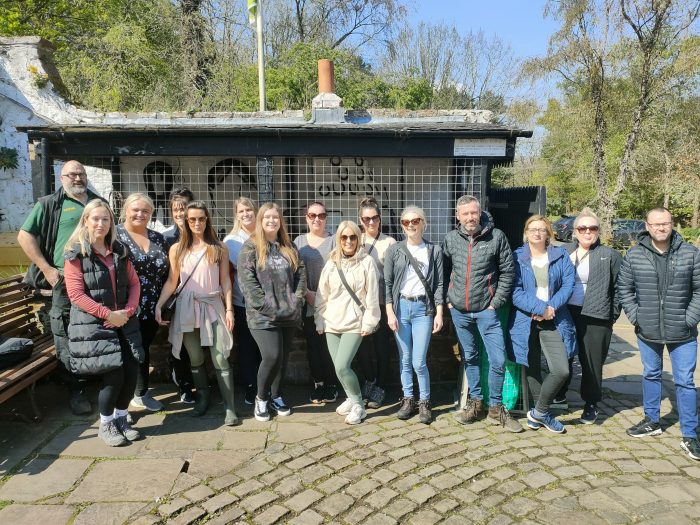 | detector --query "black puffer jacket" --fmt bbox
[65,241,144,375]
[564,241,622,322]
[617,231,700,343]
[442,211,514,312]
